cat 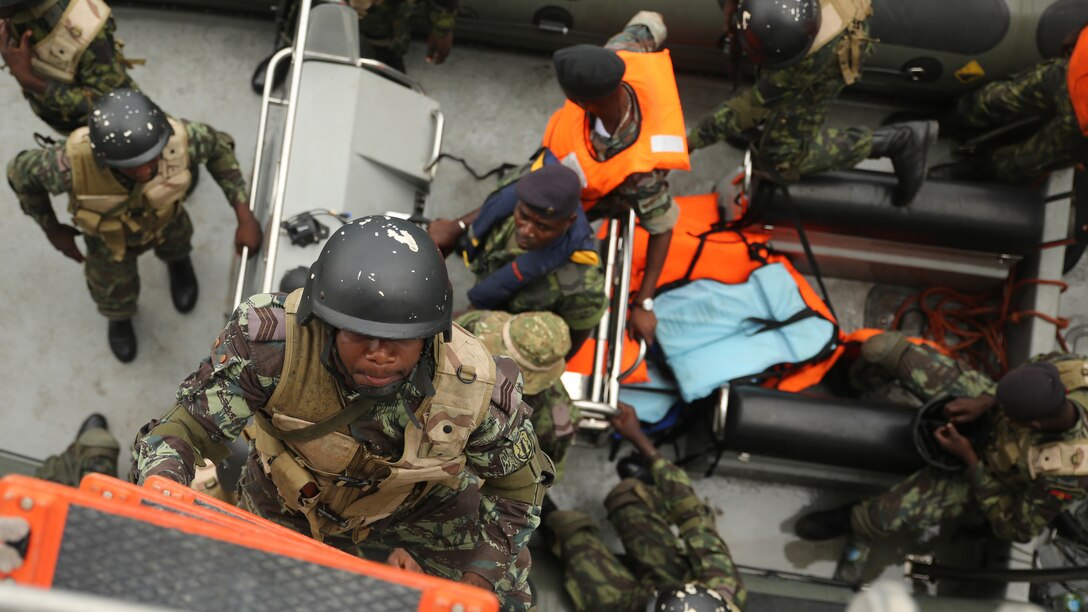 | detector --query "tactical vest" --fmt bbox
[65,117,191,262]
[985,356,1088,479]
[1068,26,1088,137]
[247,290,496,542]
[542,50,690,211]
[811,0,873,85]
[27,0,111,84]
